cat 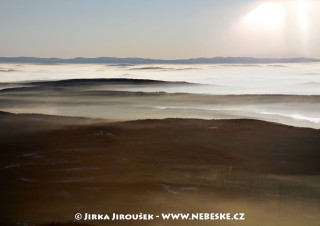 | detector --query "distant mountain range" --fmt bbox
[0,57,319,64]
